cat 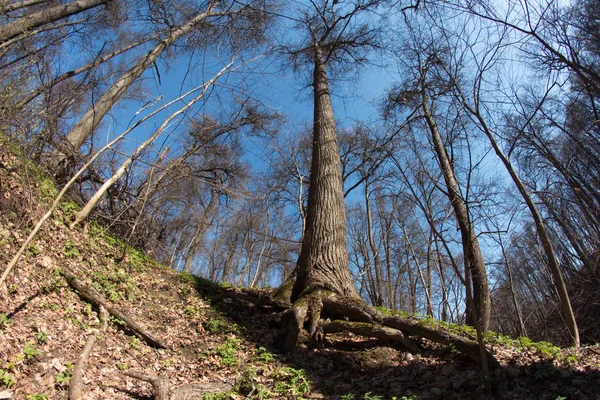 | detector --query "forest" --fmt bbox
[1,0,600,398]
